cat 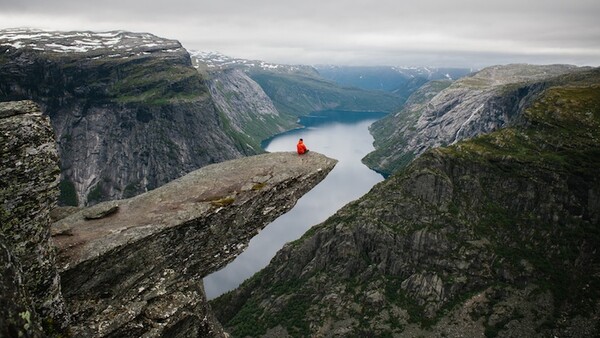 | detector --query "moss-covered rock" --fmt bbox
[0,100,70,335]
